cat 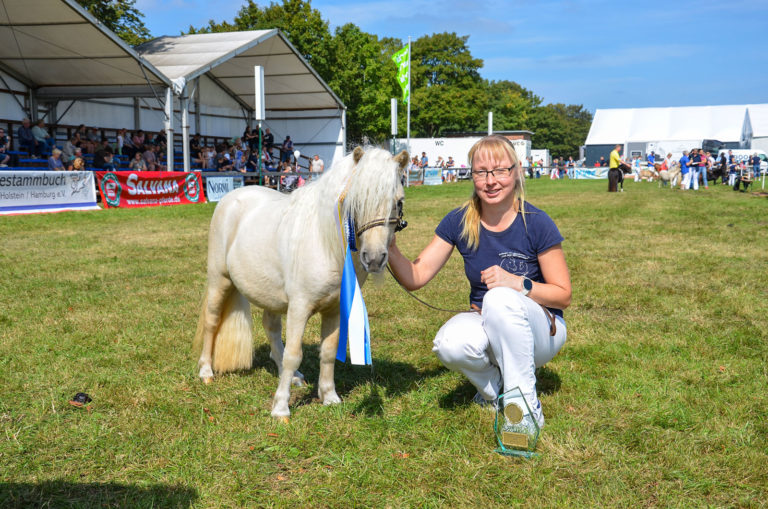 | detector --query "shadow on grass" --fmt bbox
[438,366,562,409]
[250,344,444,413]
[0,481,197,508]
